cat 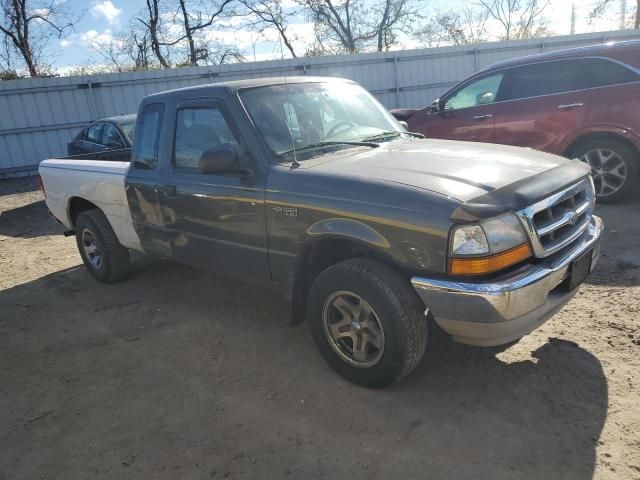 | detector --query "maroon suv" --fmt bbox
[392,41,640,202]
